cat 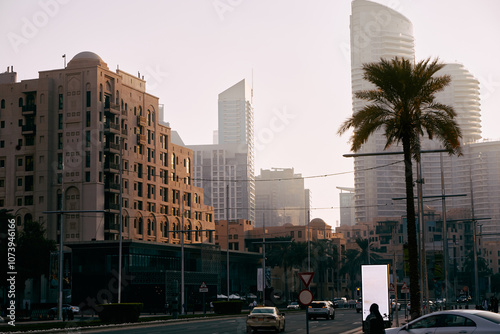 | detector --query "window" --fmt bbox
[25,196,33,205]
[0,121,4,128]
[85,151,90,168]
[58,133,63,149]
[0,99,4,108]
[0,179,4,187]
[58,113,63,129]
[86,111,91,127]
[86,91,91,107]
[25,156,33,171]
[58,94,63,109]
[85,171,90,182]
[298,231,302,238]
[25,175,33,191]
